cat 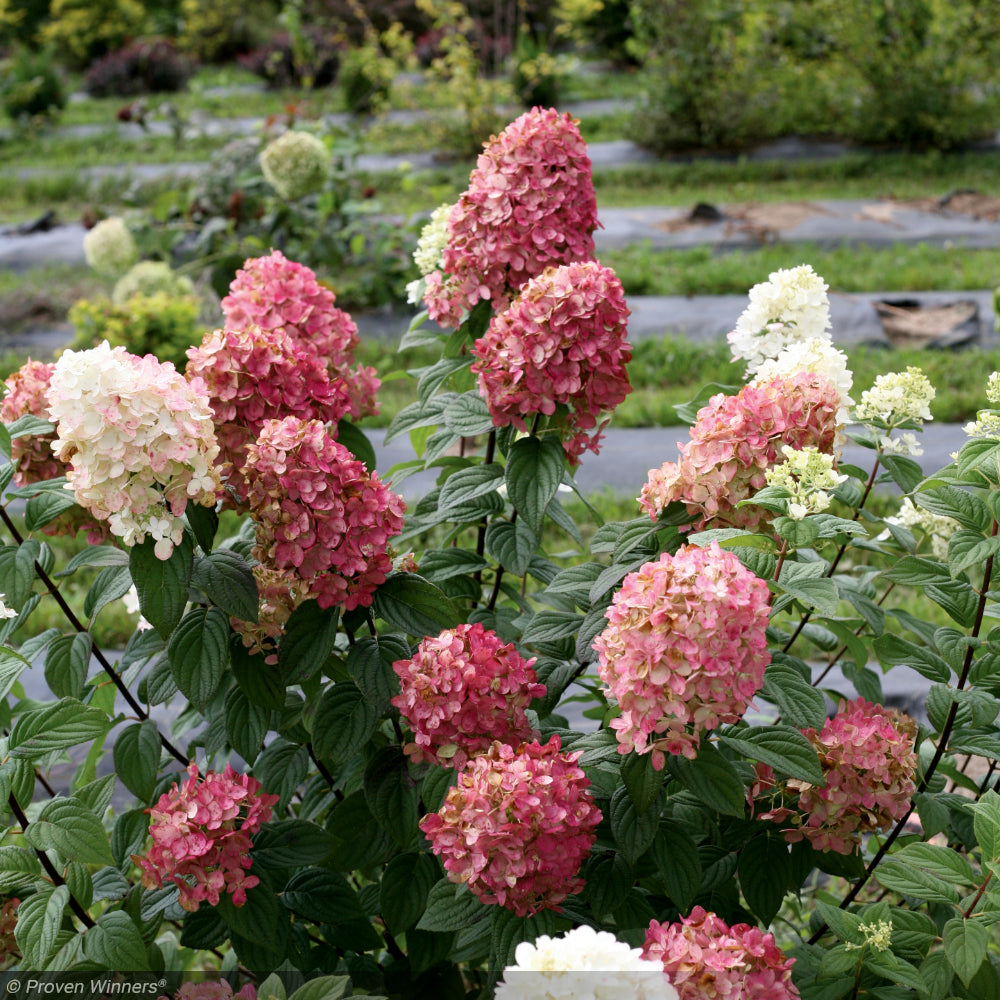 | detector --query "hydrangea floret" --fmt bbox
[988,370,1000,404]
[471,261,631,463]
[854,366,935,427]
[47,342,221,559]
[728,264,831,373]
[423,107,599,327]
[495,925,679,1000]
[764,445,848,520]
[883,497,960,561]
[82,217,139,277]
[391,622,545,769]
[642,908,799,1000]
[134,763,279,911]
[593,542,771,766]
[172,981,257,1000]
[112,260,195,306]
[241,416,405,613]
[406,202,455,305]
[751,697,917,854]
[639,372,842,531]
[220,250,379,420]
[0,359,62,486]
[259,130,331,201]
[419,737,601,916]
